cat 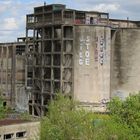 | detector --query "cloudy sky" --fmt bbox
[0,0,140,42]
